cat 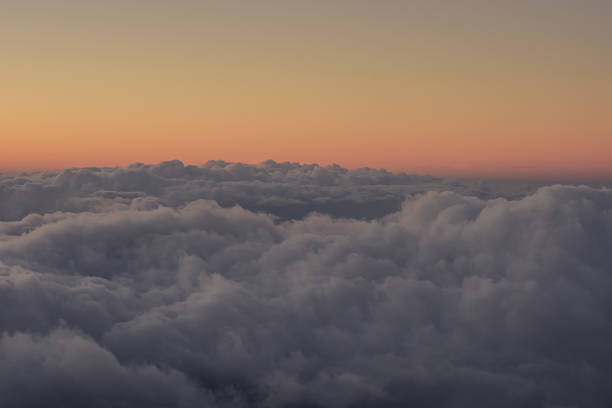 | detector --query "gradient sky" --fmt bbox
[2,0,611,179]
